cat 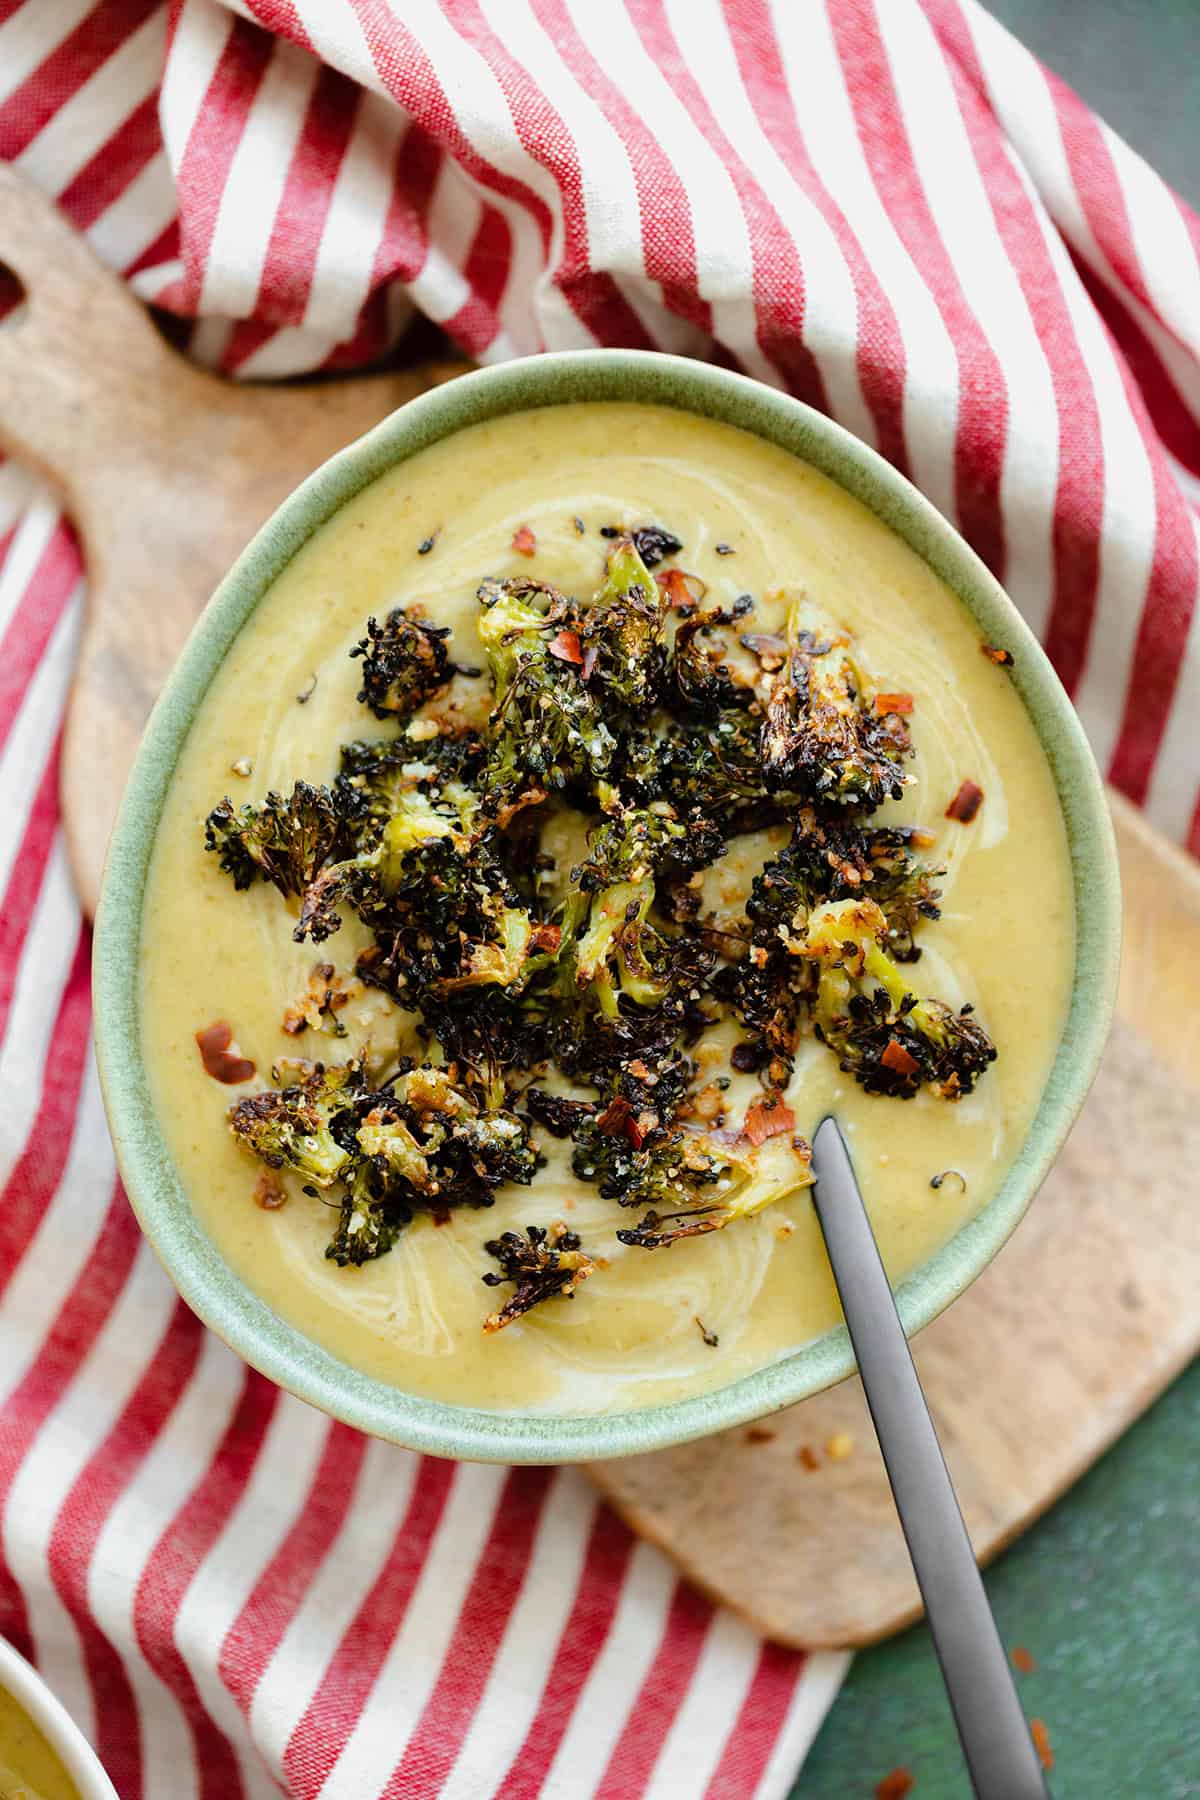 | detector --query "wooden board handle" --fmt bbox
[0,162,195,511]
